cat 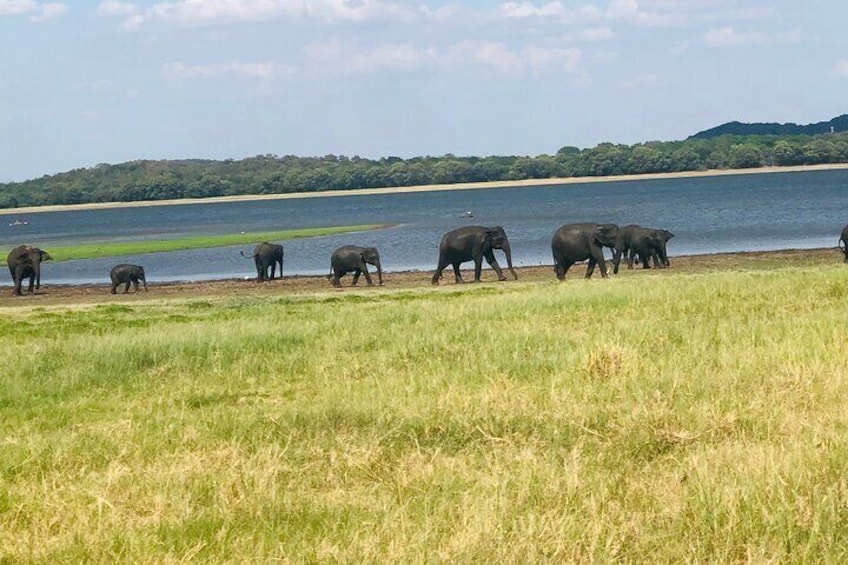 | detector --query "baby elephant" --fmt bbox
[110,264,148,294]
[329,245,383,287]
